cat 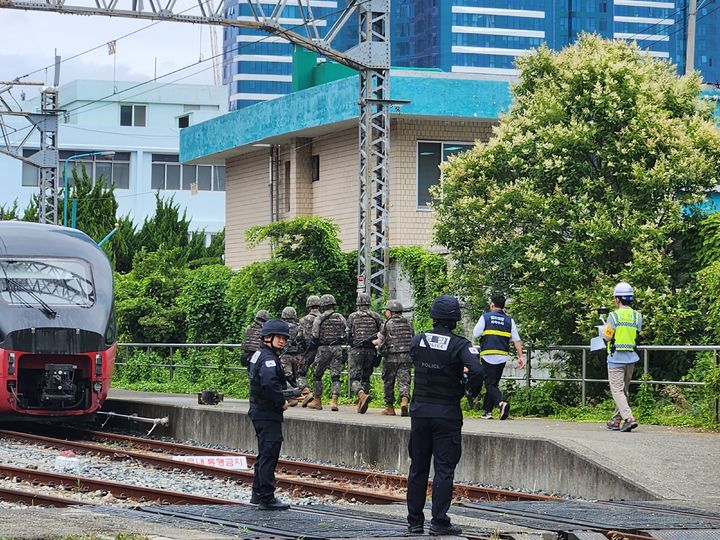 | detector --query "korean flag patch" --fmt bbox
[264,359,277,368]
[468,346,479,355]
